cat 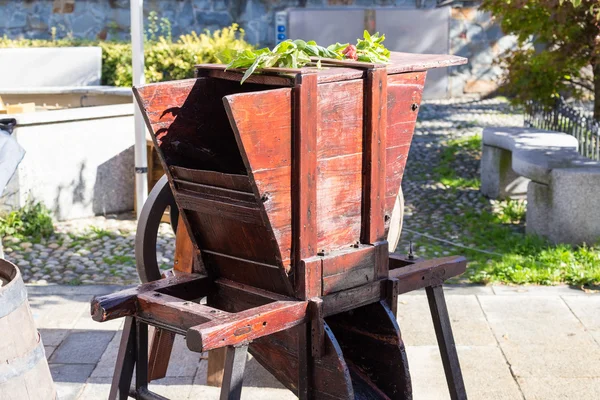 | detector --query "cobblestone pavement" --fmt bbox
[4,97,523,285]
